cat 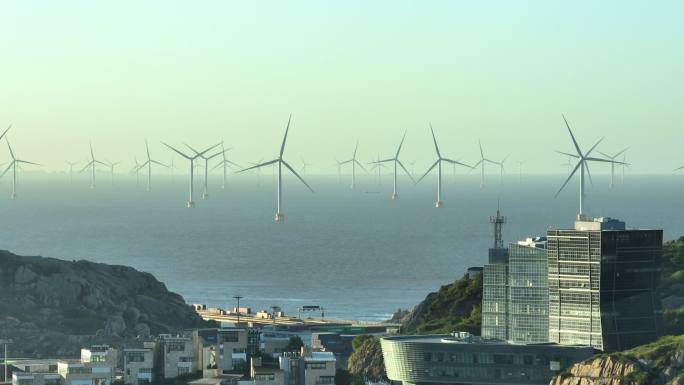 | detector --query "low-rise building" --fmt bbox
[193,328,248,375]
[155,335,193,379]
[123,348,154,385]
[302,352,335,385]
[58,359,113,385]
